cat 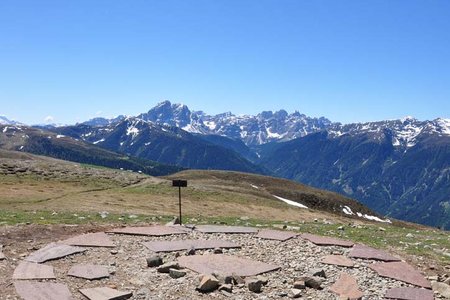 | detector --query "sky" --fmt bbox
[1,0,449,125]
